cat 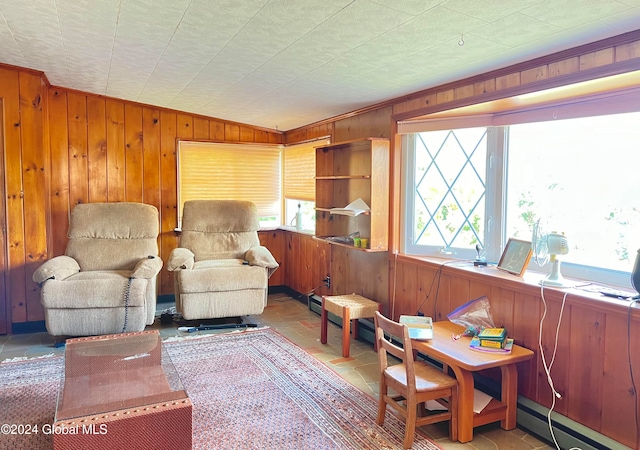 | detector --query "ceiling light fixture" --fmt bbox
[458,35,465,46]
